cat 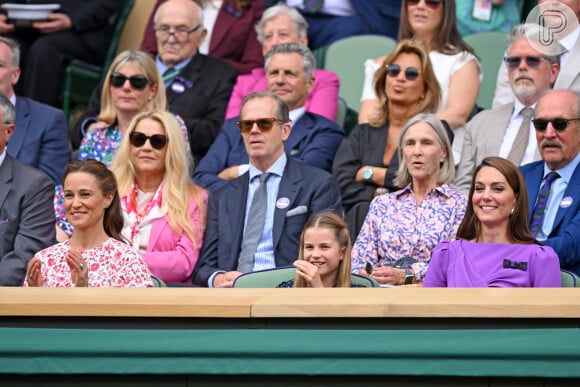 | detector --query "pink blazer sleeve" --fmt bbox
[306,69,339,121]
[142,191,208,284]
